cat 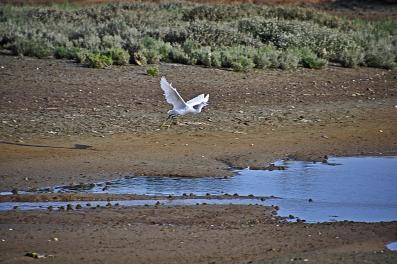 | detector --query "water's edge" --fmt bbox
[1,156,396,224]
